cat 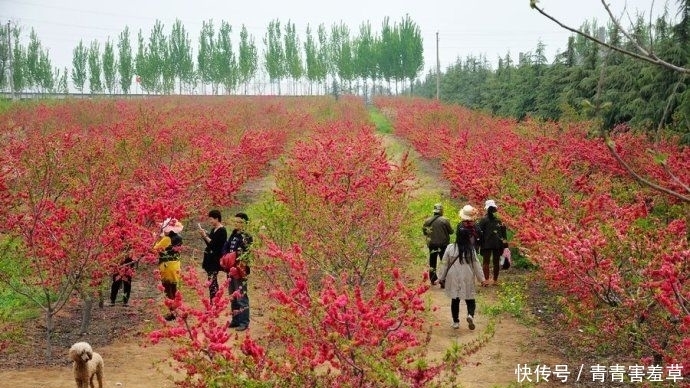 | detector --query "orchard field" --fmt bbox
[0,95,687,387]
